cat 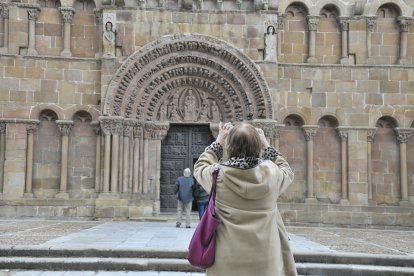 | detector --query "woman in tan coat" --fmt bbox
[194,122,297,276]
